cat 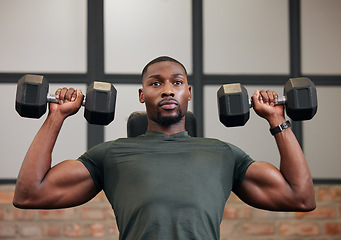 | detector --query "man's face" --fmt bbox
[139,61,191,126]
